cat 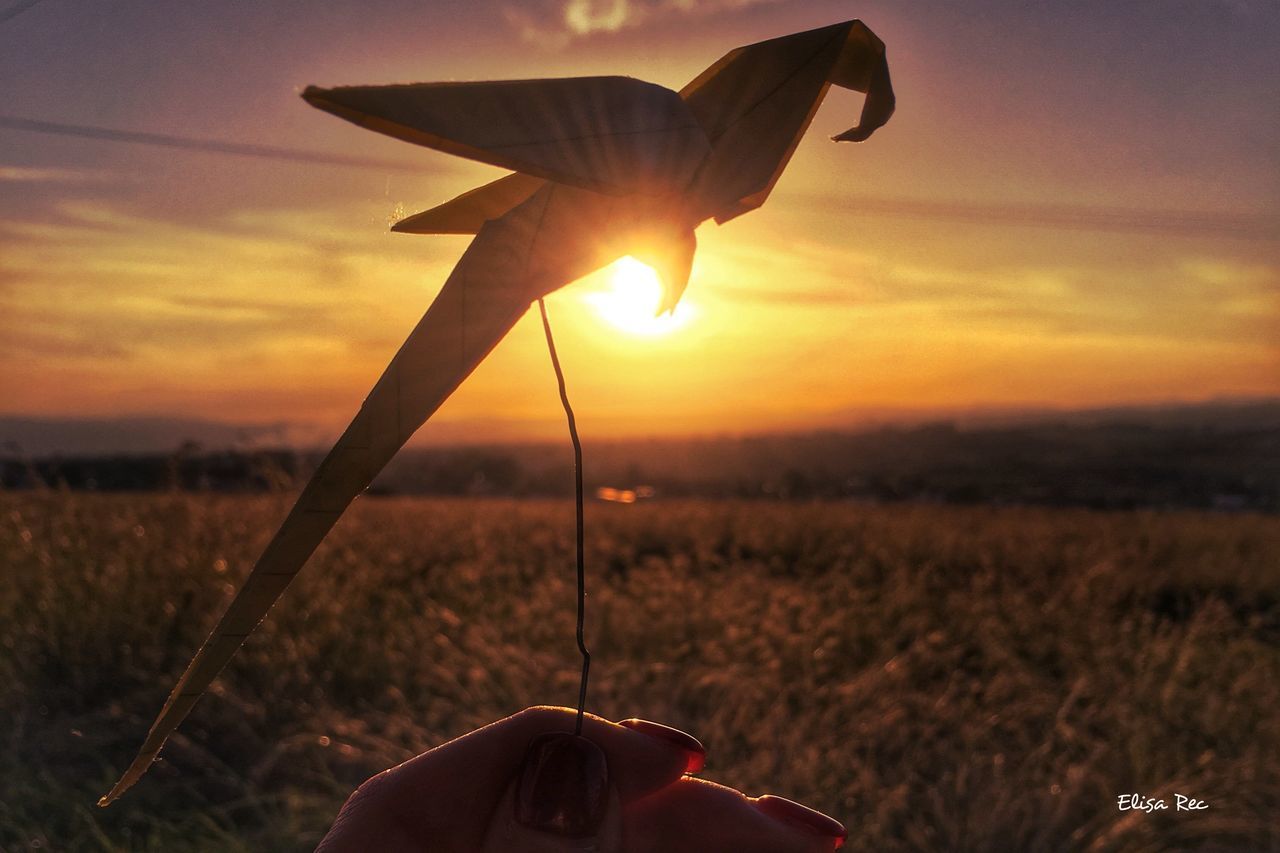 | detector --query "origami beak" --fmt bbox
[633,227,696,316]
